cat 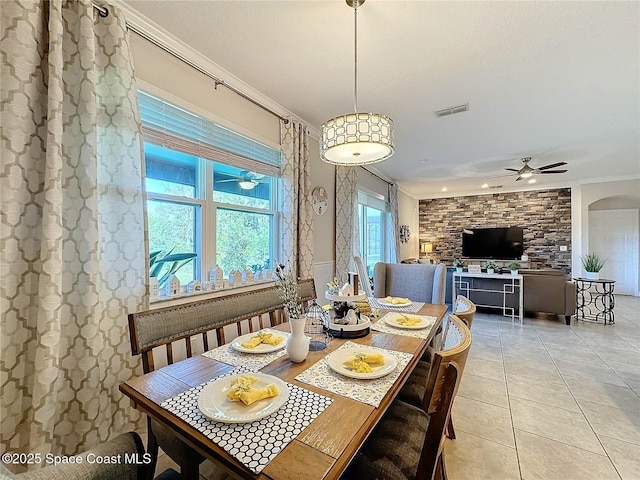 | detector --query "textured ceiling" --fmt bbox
[124,0,640,198]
